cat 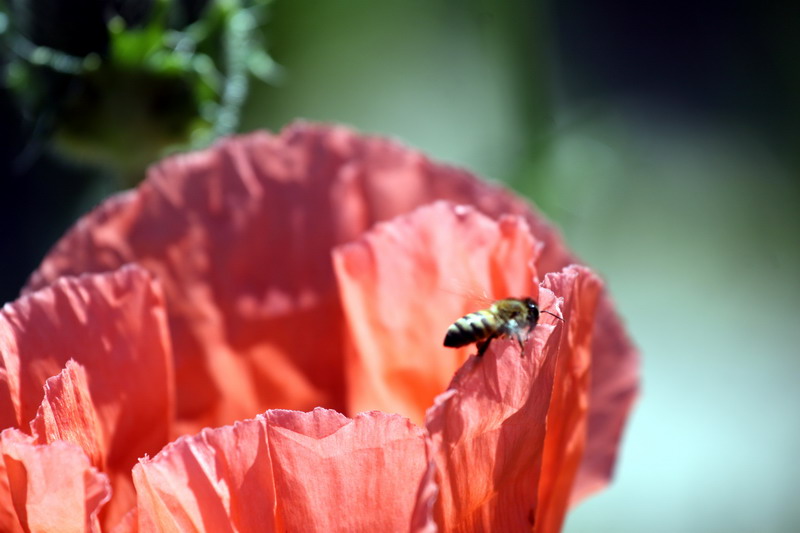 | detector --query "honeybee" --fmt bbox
[443,297,561,357]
